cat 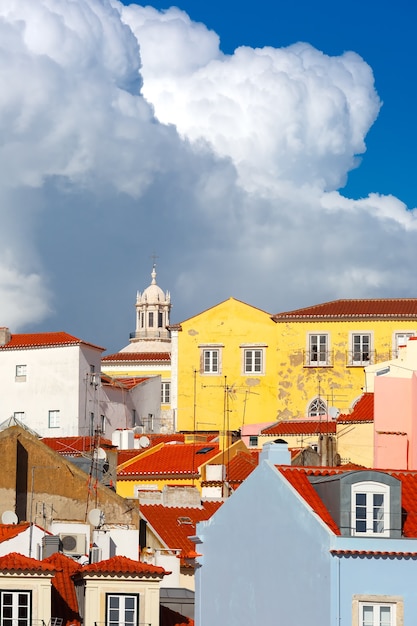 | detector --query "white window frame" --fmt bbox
[48,410,60,428]
[240,344,266,375]
[350,332,373,366]
[15,364,27,381]
[393,331,415,357]
[0,590,31,626]
[351,481,390,537]
[106,593,139,626]
[308,397,327,417]
[161,381,170,404]
[352,595,403,626]
[13,412,25,421]
[307,333,330,366]
[199,344,223,375]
